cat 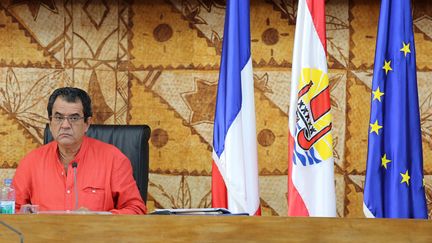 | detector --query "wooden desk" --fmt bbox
[0,215,431,242]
